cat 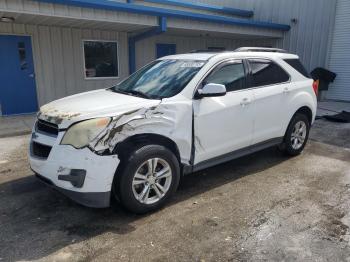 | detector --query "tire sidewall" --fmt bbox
[284,113,310,155]
[116,144,180,214]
